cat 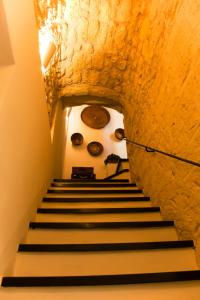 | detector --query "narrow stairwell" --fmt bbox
[1,178,200,298]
